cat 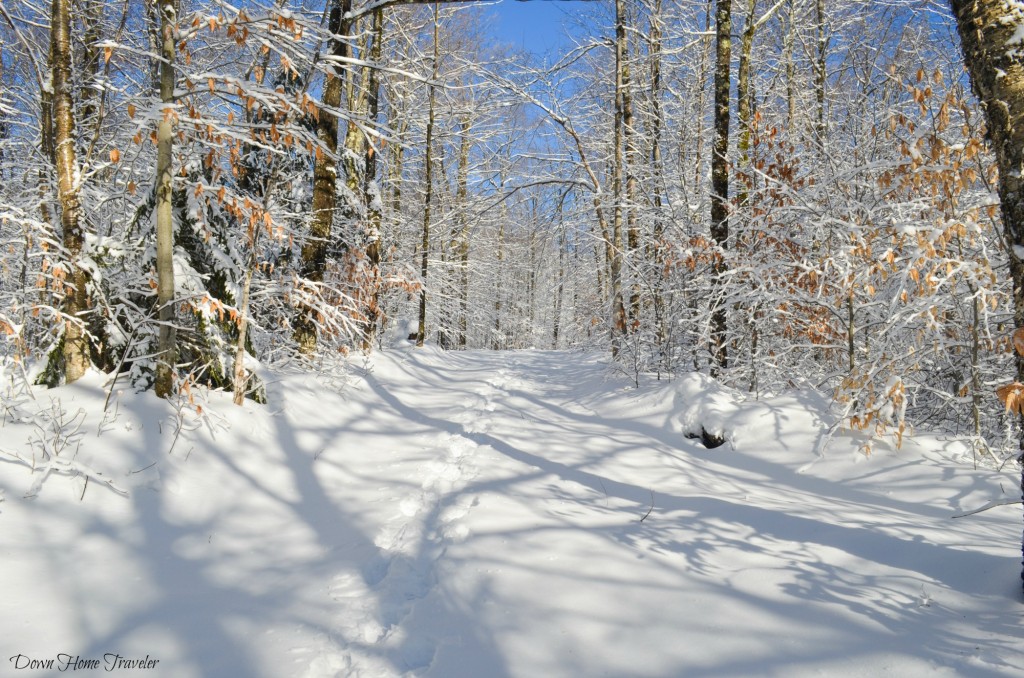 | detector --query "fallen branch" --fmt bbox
[1,447,128,499]
[951,499,1023,519]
